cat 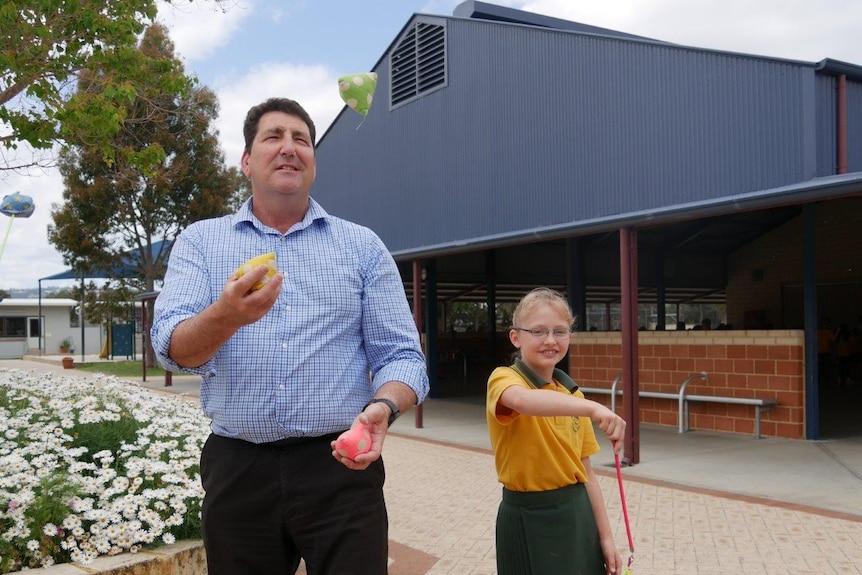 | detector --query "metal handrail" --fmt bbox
[610,371,623,412]
[678,371,709,433]
[605,371,709,434]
